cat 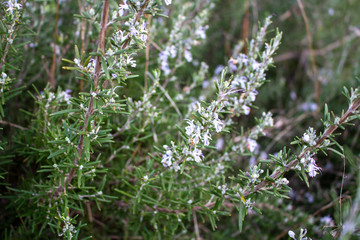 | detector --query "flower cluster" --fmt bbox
[4,0,21,14]
[0,72,11,93]
[300,152,321,177]
[157,2,213,76]
[302,127,317,146]
[231,112,274,155]
[57,214,77,239]
[225,16,282,116]
[288,228,312,240]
